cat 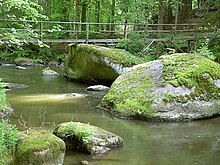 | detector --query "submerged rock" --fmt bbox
[1,63,16,67]
[53,122,123,155]
[2,82,28,90]
[100,53,220,121]
[65,44,145,85]
[15,130,65,165]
